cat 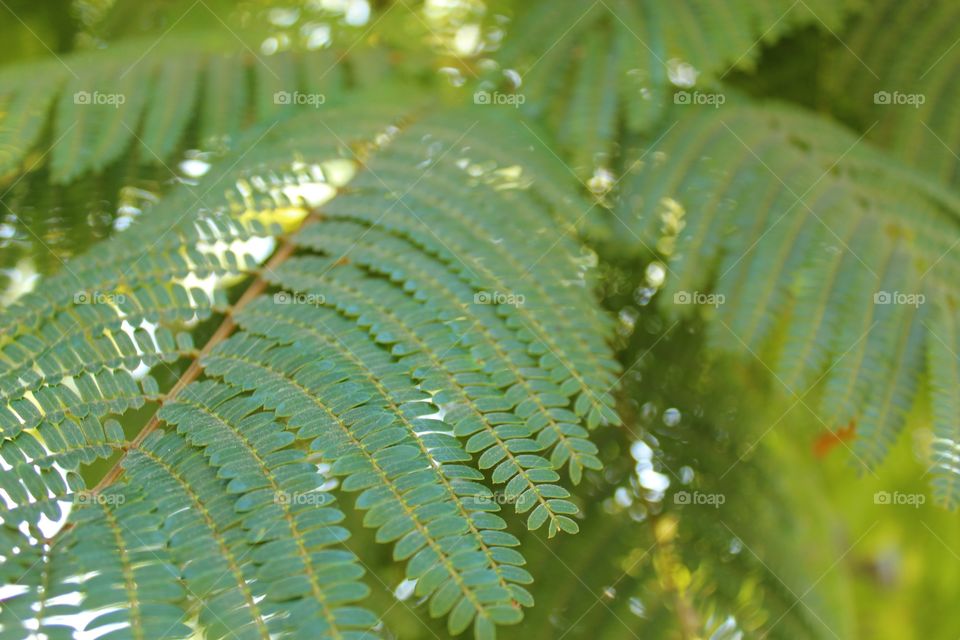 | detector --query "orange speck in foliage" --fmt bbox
[813,419,856,458]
